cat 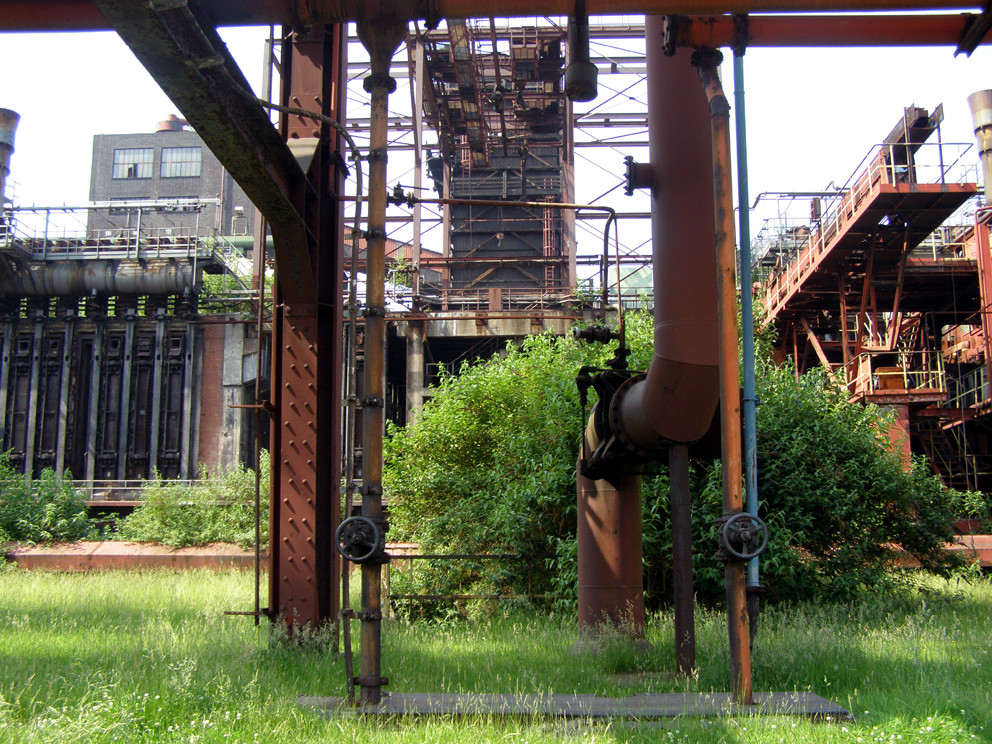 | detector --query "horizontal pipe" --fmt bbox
[672,13,990,47]
[0,1,985,31]
[0,259,194,296]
